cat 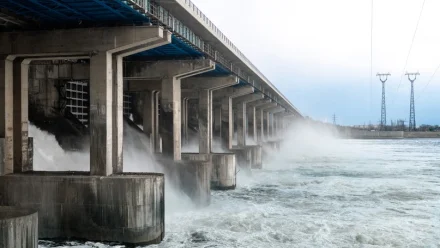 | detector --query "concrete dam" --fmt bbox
[0,0,301,246]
